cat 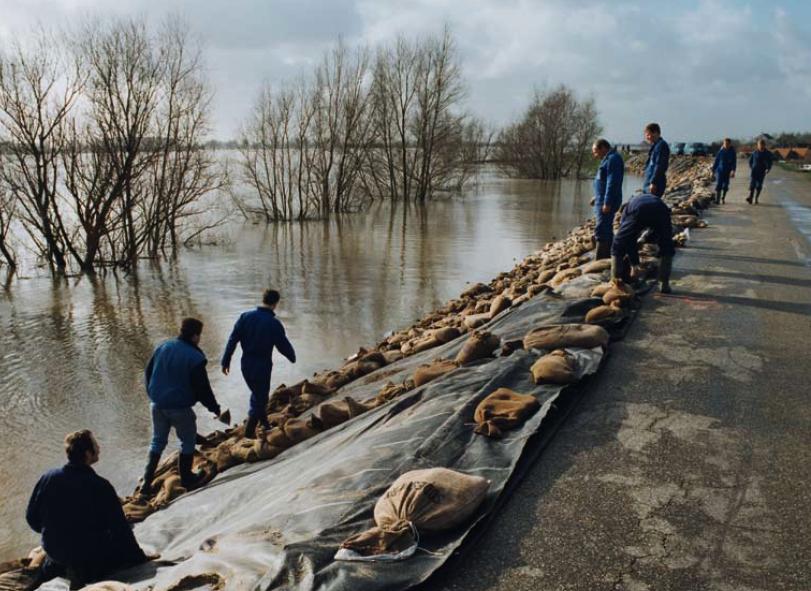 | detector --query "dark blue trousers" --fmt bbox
[243,364,272,425]
[715,170,731,192]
